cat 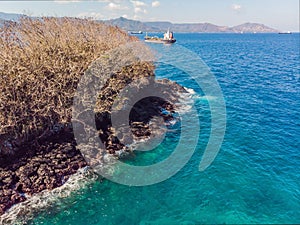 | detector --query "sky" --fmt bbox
[0,0,299,31]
